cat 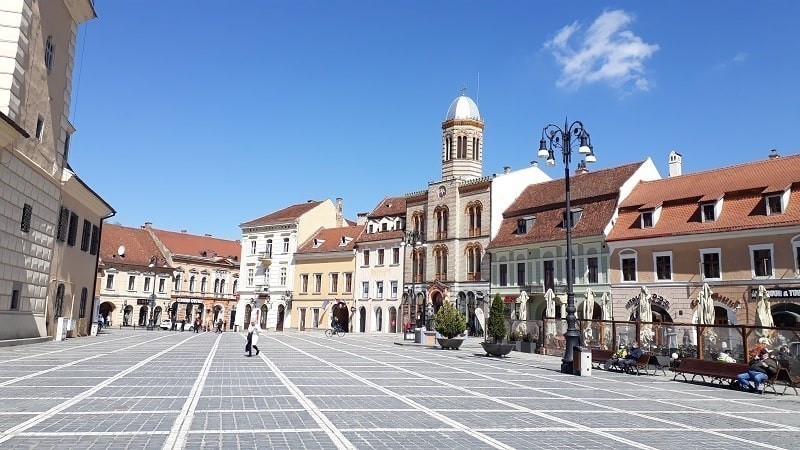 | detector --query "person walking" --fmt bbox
[246,321,260,357]
[194,317,201,333]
